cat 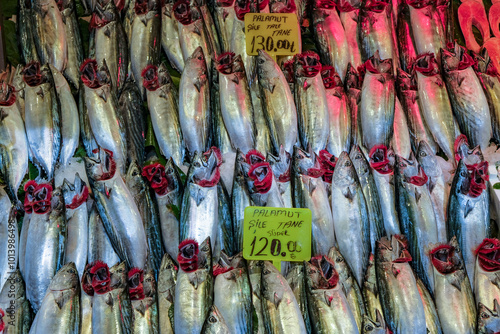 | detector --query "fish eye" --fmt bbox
[263,269,271,275]
[209,315,217,323]
[460,171,467,177]
[167,168,174,174]
[258,58,265,65]
[356,154,362,159]
[364,325,373,331]
[202,245,209,252]
[132,170,139,177]
[194,162,201,168]
[419,151,426,157]
[345,161,351,167]
[481,312,489,319]
[399,162,405,168]
[336,257,343,263]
